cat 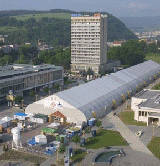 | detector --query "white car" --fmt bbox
[14,104,19,107]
